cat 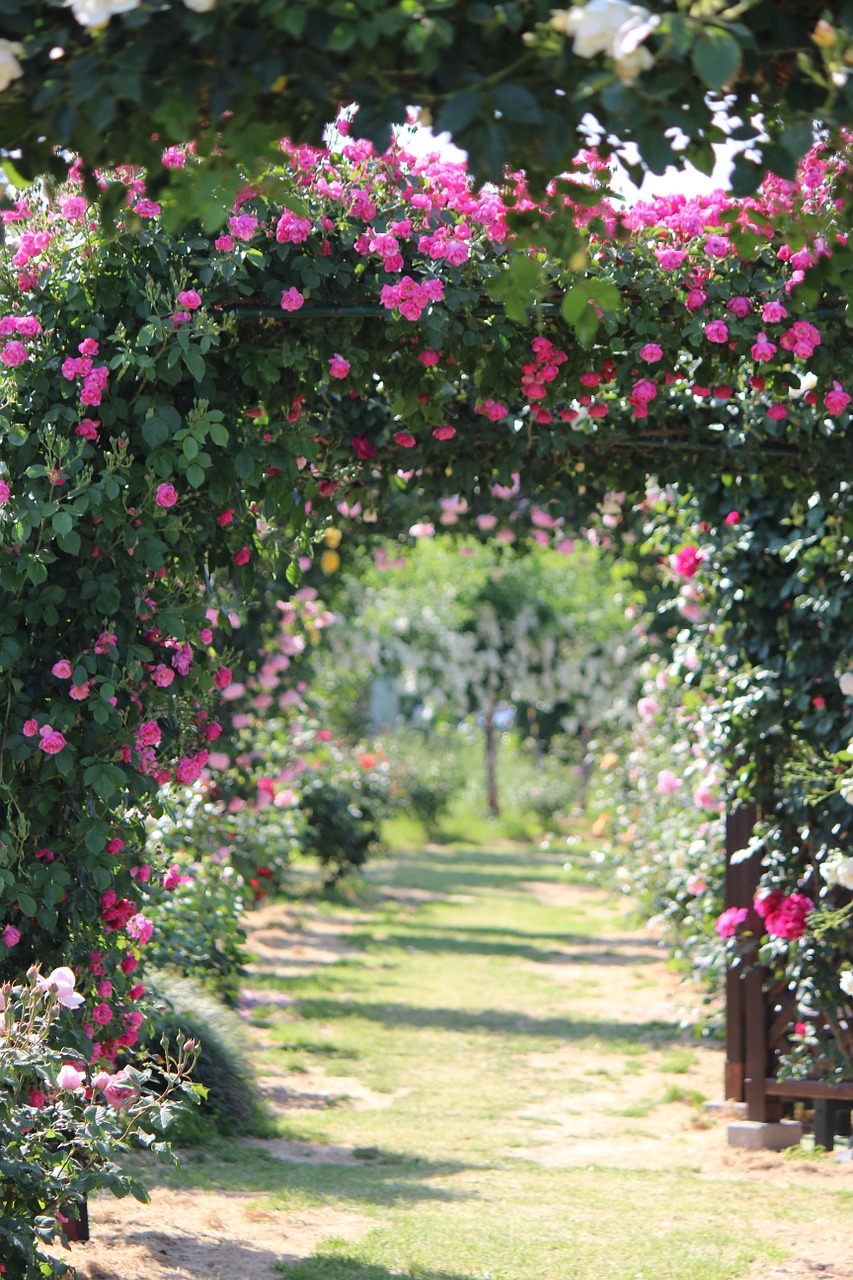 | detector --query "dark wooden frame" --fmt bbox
[725,805,853,1147]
